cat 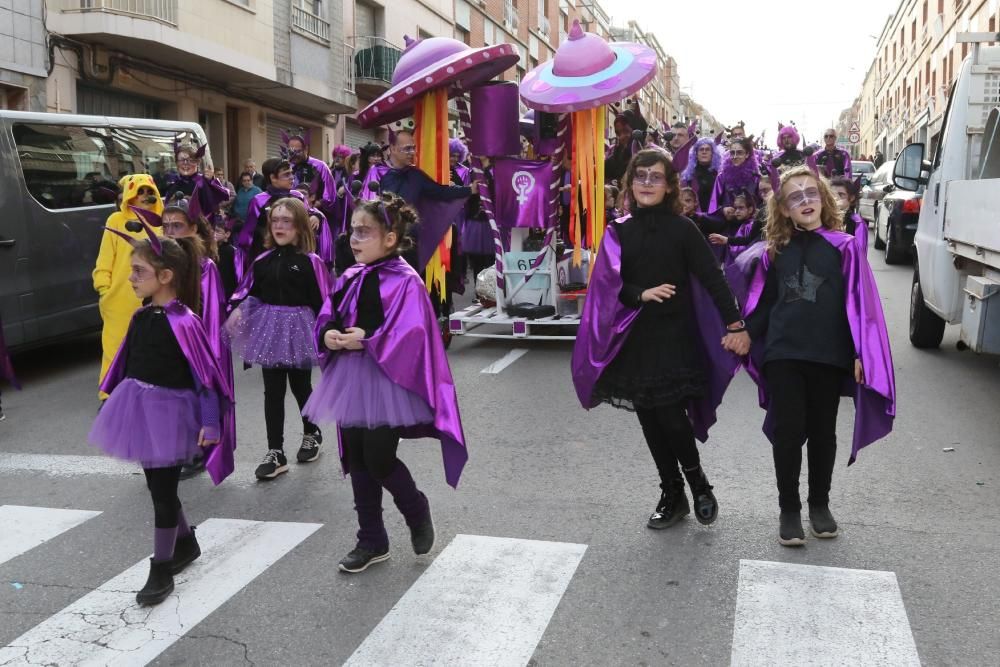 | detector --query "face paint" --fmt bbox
[785,185,821,210]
